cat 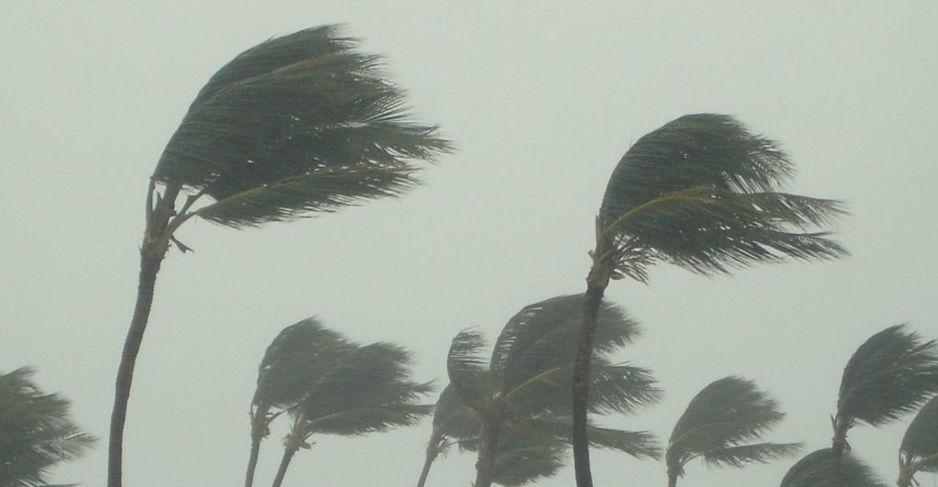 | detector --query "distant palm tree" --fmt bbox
[665,376,801,487]
[109,25,451,487]
[780,448,885,487]
[898,394,938,487]
[437,294,660,487]
[247,321,432,487]
[831,325,938,478]
[0,367,95,487]
[573,114,848,487]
